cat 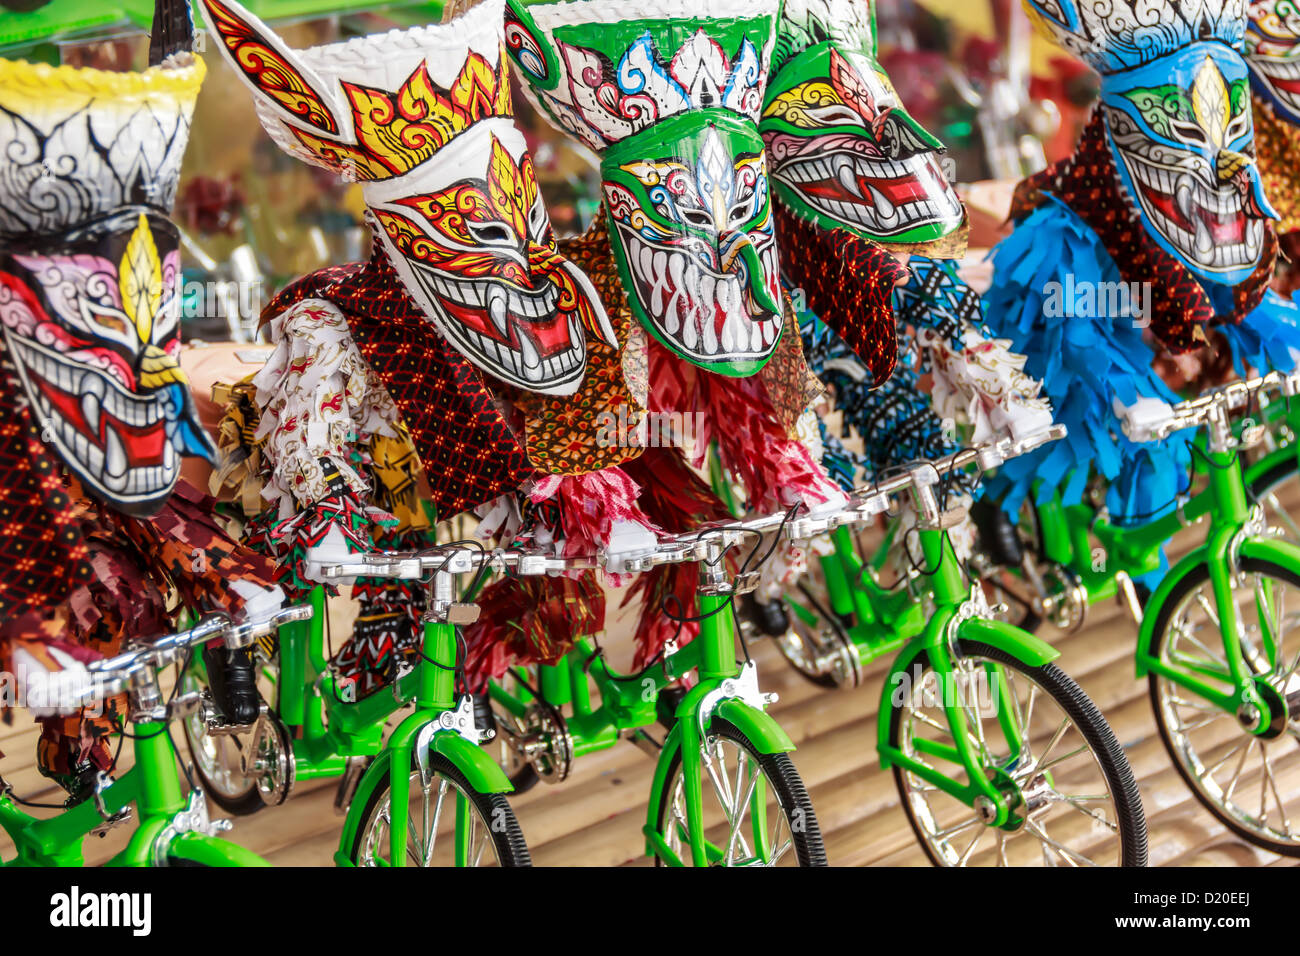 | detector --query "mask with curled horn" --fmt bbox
[762,0,966,255]
[503,0,786,377]
[198,0,616,395]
